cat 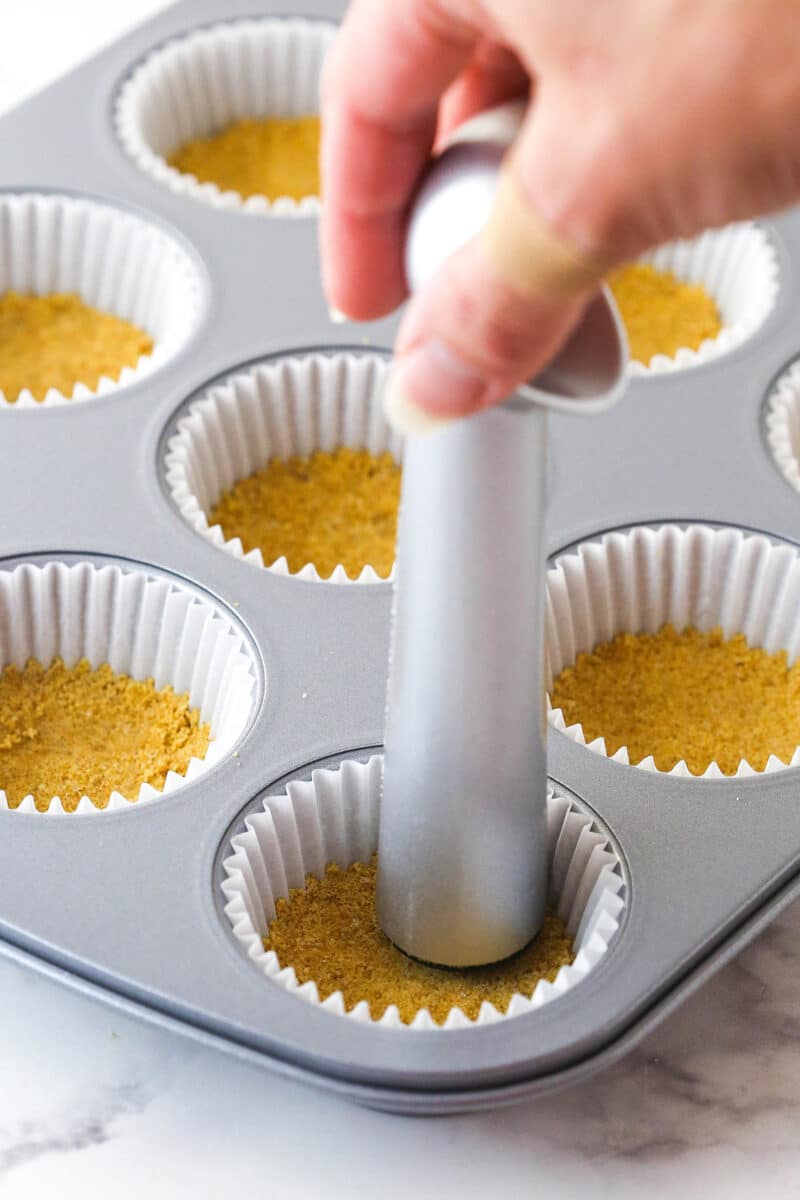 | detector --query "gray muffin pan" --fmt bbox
[1,0,800,1116]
